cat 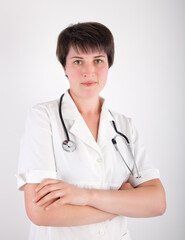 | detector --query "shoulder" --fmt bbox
[31,99,59,113]
[25,99,59,129]
[29,99,59,118]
